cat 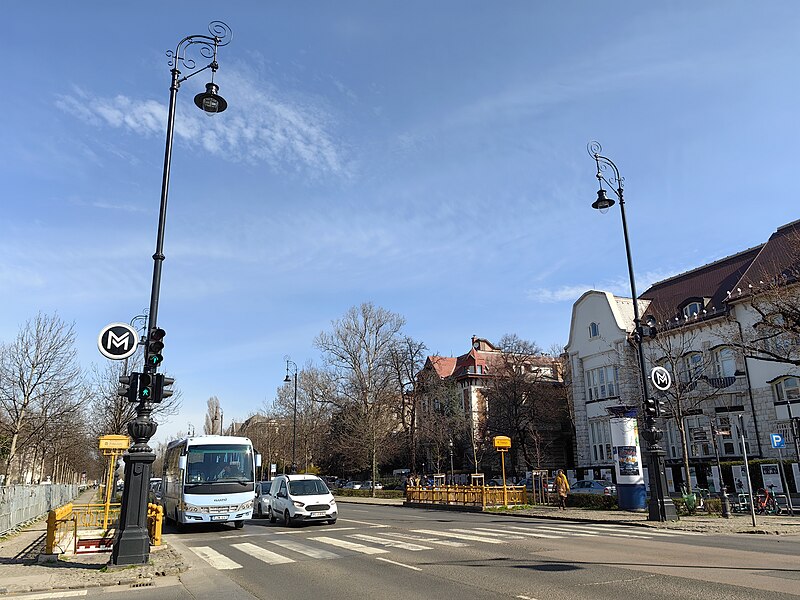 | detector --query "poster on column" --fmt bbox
[709,465,721,494]
[735,465,749,493]
[760,463,783,493]
[689,467,698,489]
